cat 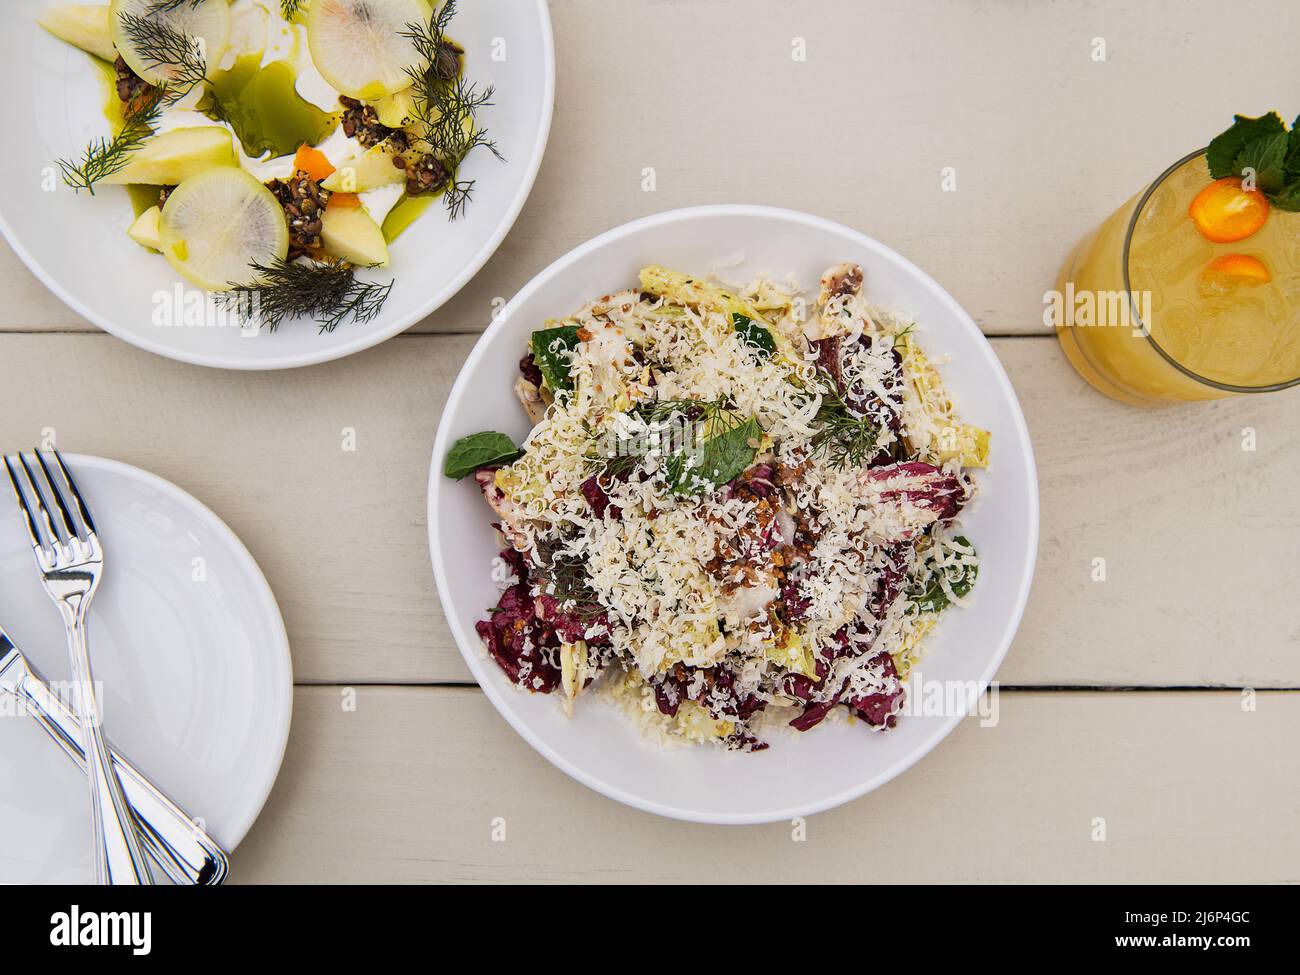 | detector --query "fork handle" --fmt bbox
[64,615,154,885]
[11,660,228,884]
